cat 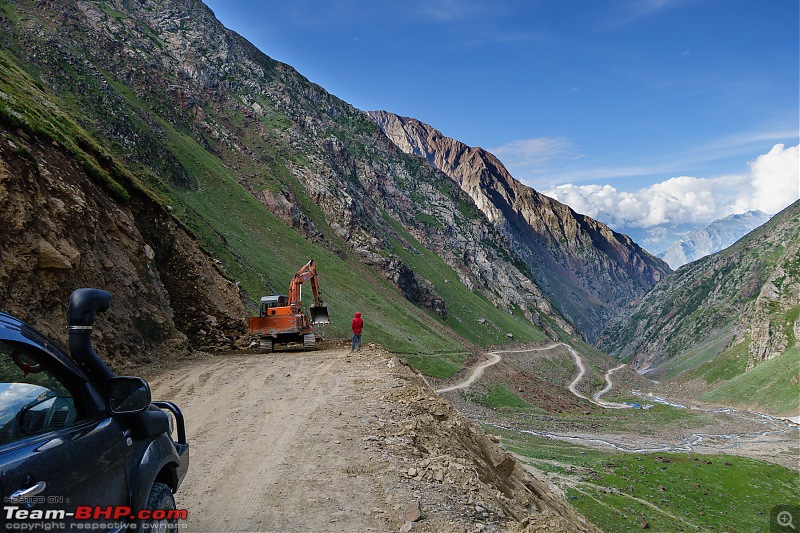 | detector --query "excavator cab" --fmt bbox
[259,295,286,317]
